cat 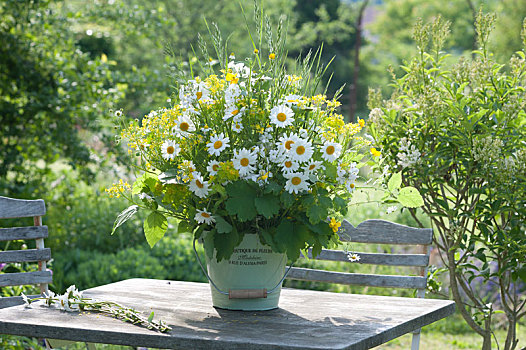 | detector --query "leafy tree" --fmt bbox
[0,0,124,196]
